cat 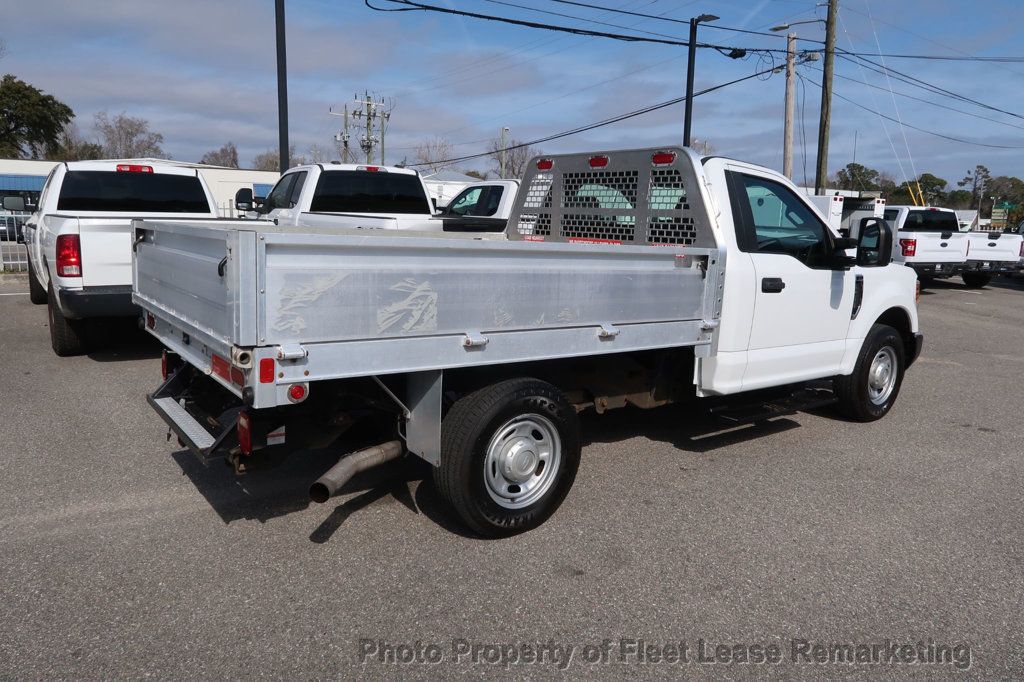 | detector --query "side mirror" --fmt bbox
[2,196,26,212]
[830,236,858,269]
[856,217,893,267]
[234,188,254,213]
